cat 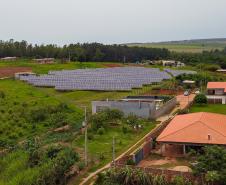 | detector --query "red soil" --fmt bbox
[104,63,124,68]
[0,67,32,78]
